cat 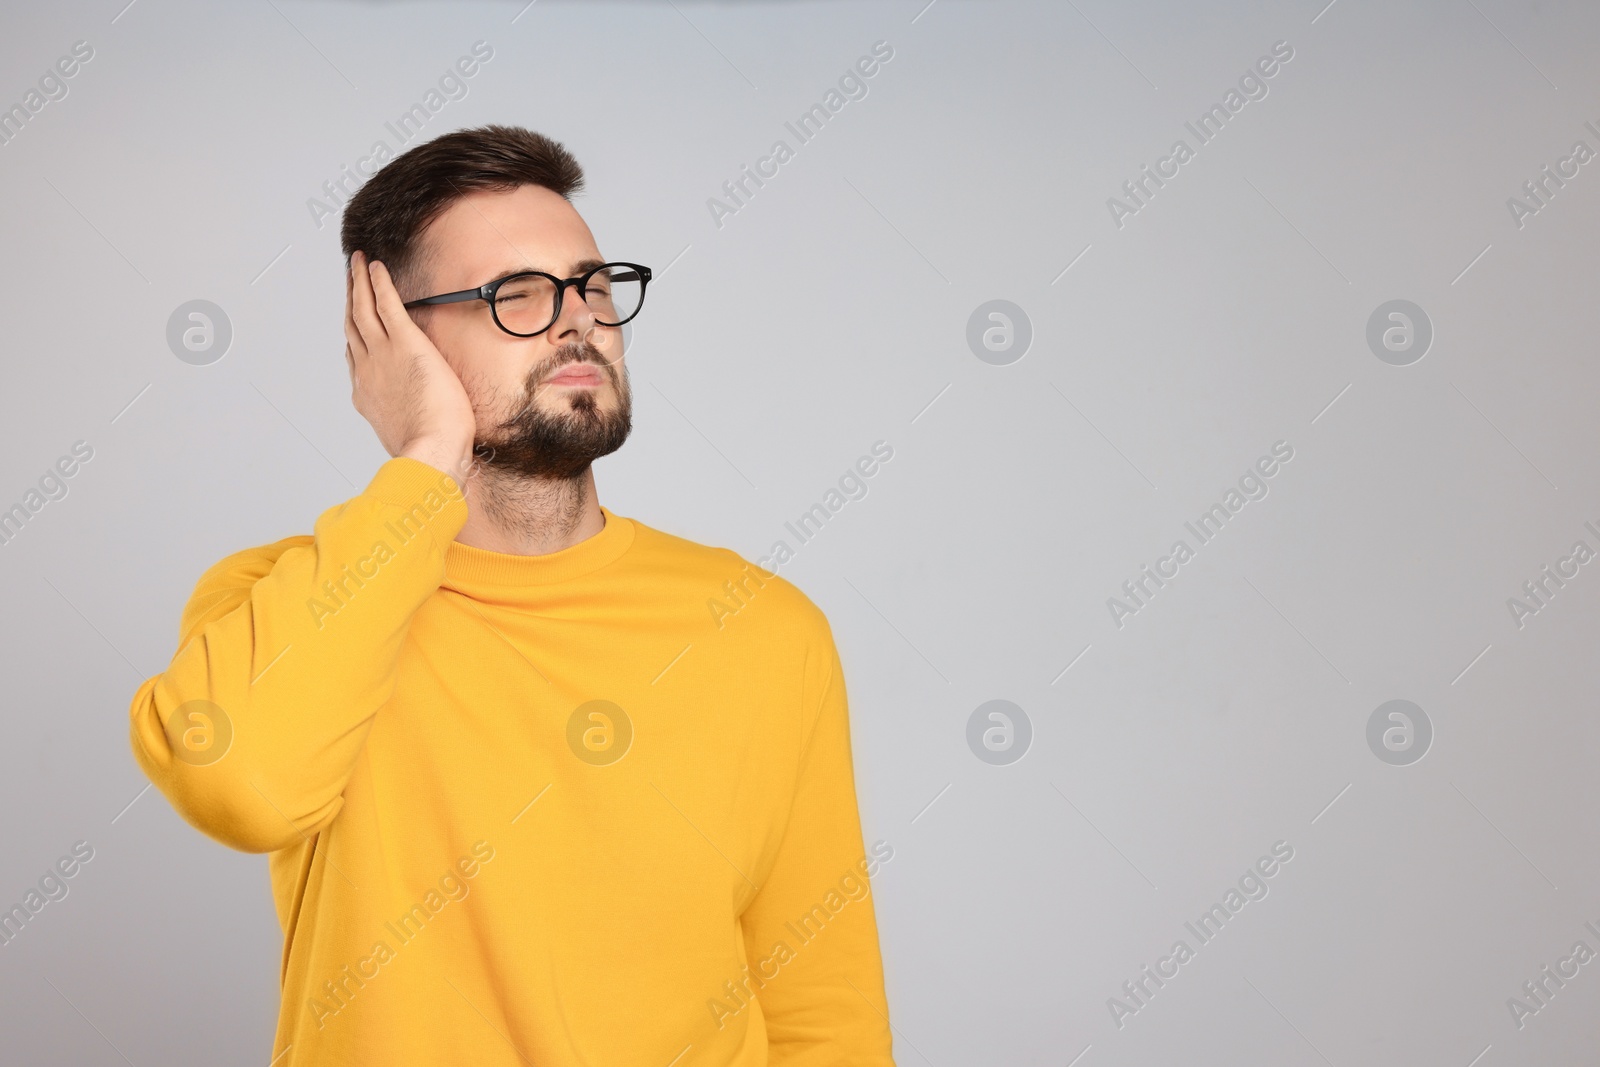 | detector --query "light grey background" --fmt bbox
[2,0,1597,1063]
